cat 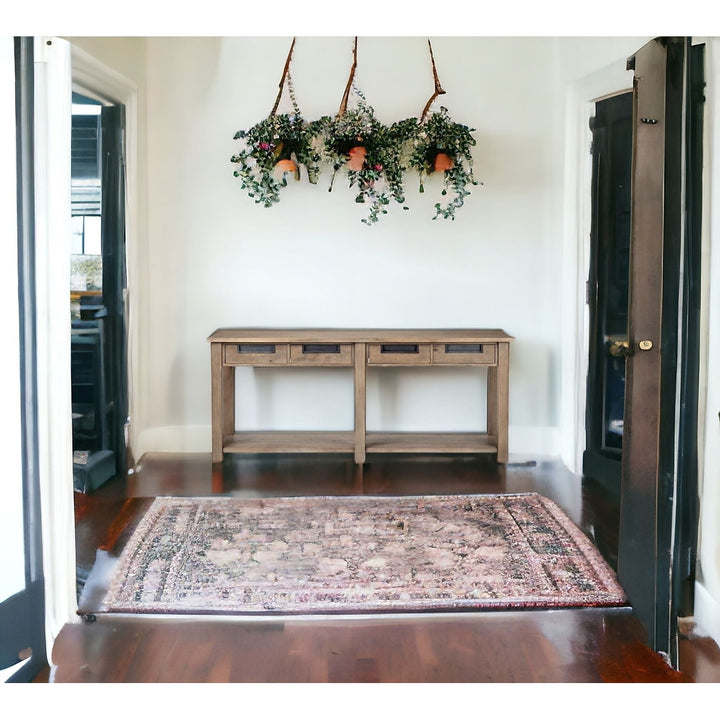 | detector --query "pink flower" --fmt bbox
[374,164,383,171]
[257,142,271,151]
